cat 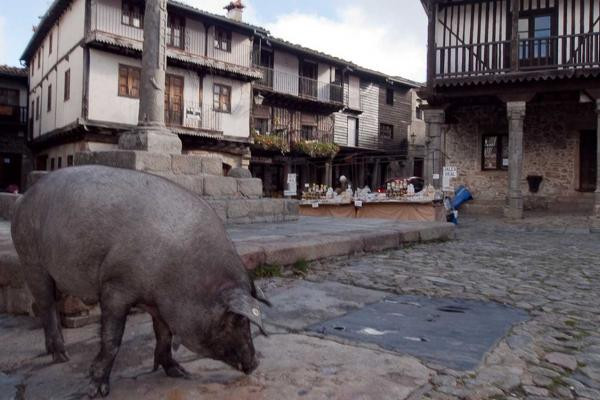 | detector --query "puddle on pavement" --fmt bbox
[308,295,529,371]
